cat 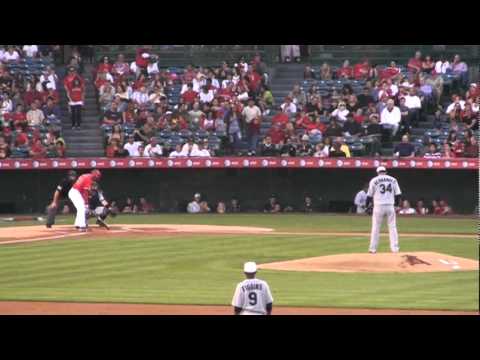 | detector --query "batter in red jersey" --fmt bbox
[68,169,102,231]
